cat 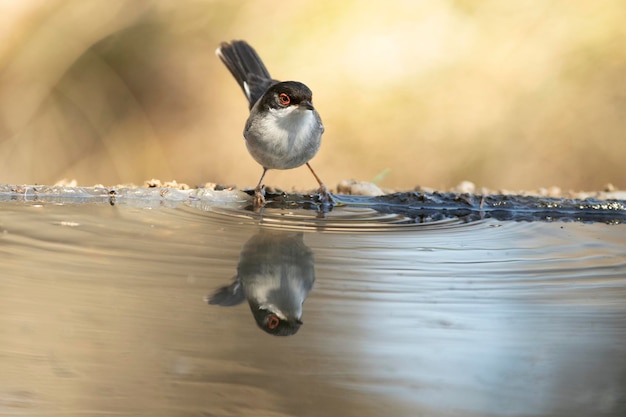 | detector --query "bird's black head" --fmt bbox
[261,81,314,111]
[251,308,303,336]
